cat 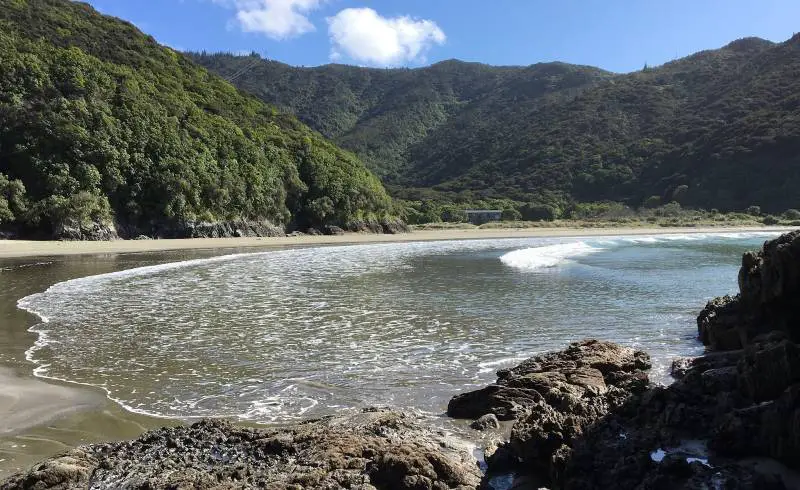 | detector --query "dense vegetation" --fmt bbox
[0,0,394,238]
[193,35,800,215]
